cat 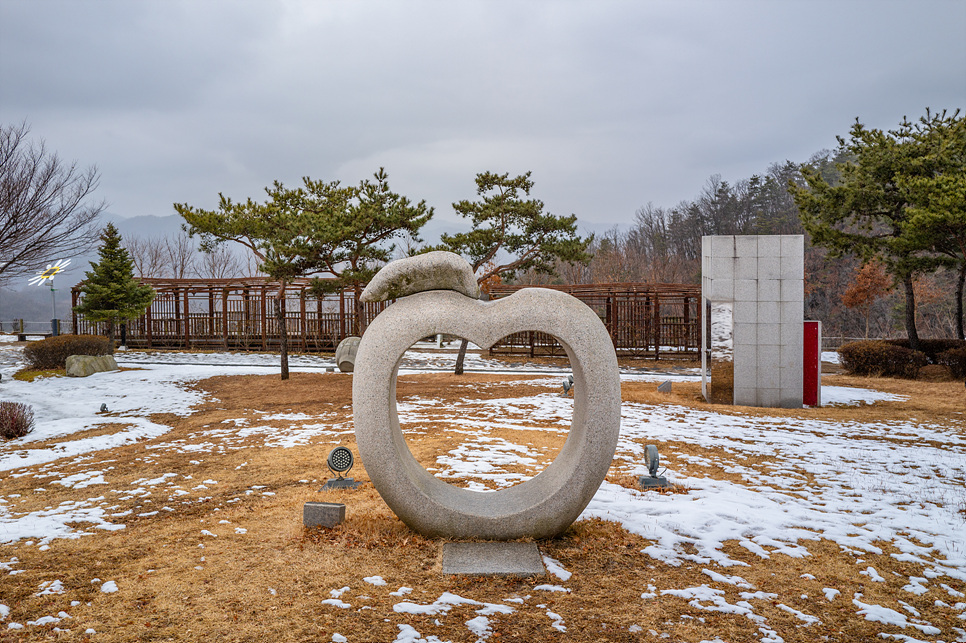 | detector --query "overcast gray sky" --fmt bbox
[2,0,964,237]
